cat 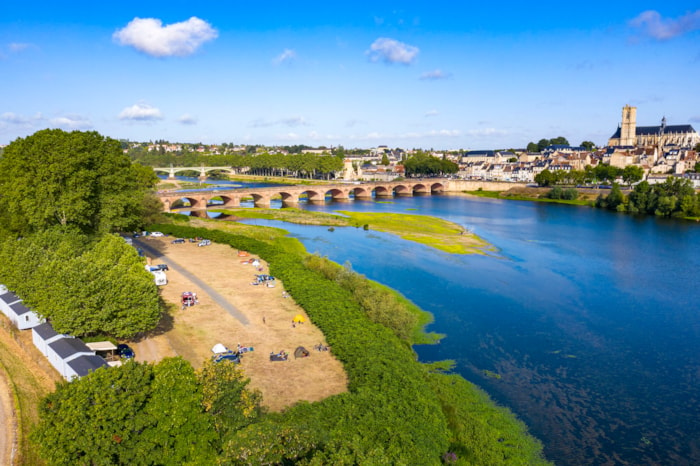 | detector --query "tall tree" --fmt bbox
[0,129,159,235]
[580,141,596,151]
